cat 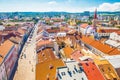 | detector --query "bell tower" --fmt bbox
[92,9,98,28]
